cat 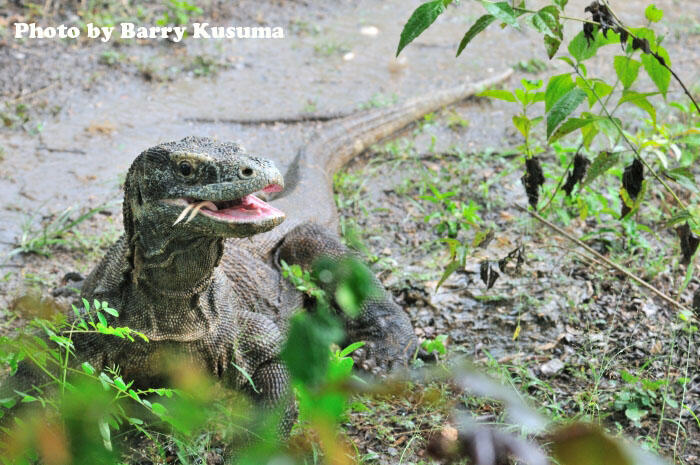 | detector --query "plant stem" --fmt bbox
[539,68,624,215]
[512,7,599,25]
[516,204,694,314]
[574,66,688,212]
[601,0,700,115]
